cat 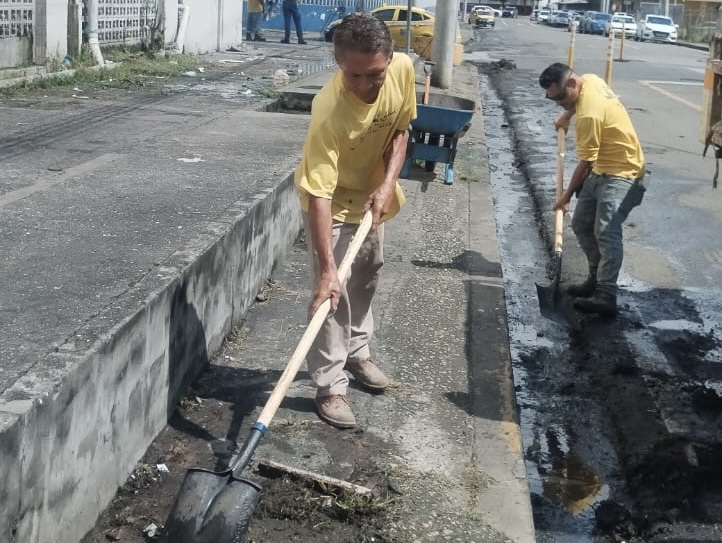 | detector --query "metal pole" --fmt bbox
[86,0,104,65]
[604,29,614,84]
[431,0,456,89]
[619,21,625,60]
[567,18,576,67]
[406,0,412,54]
